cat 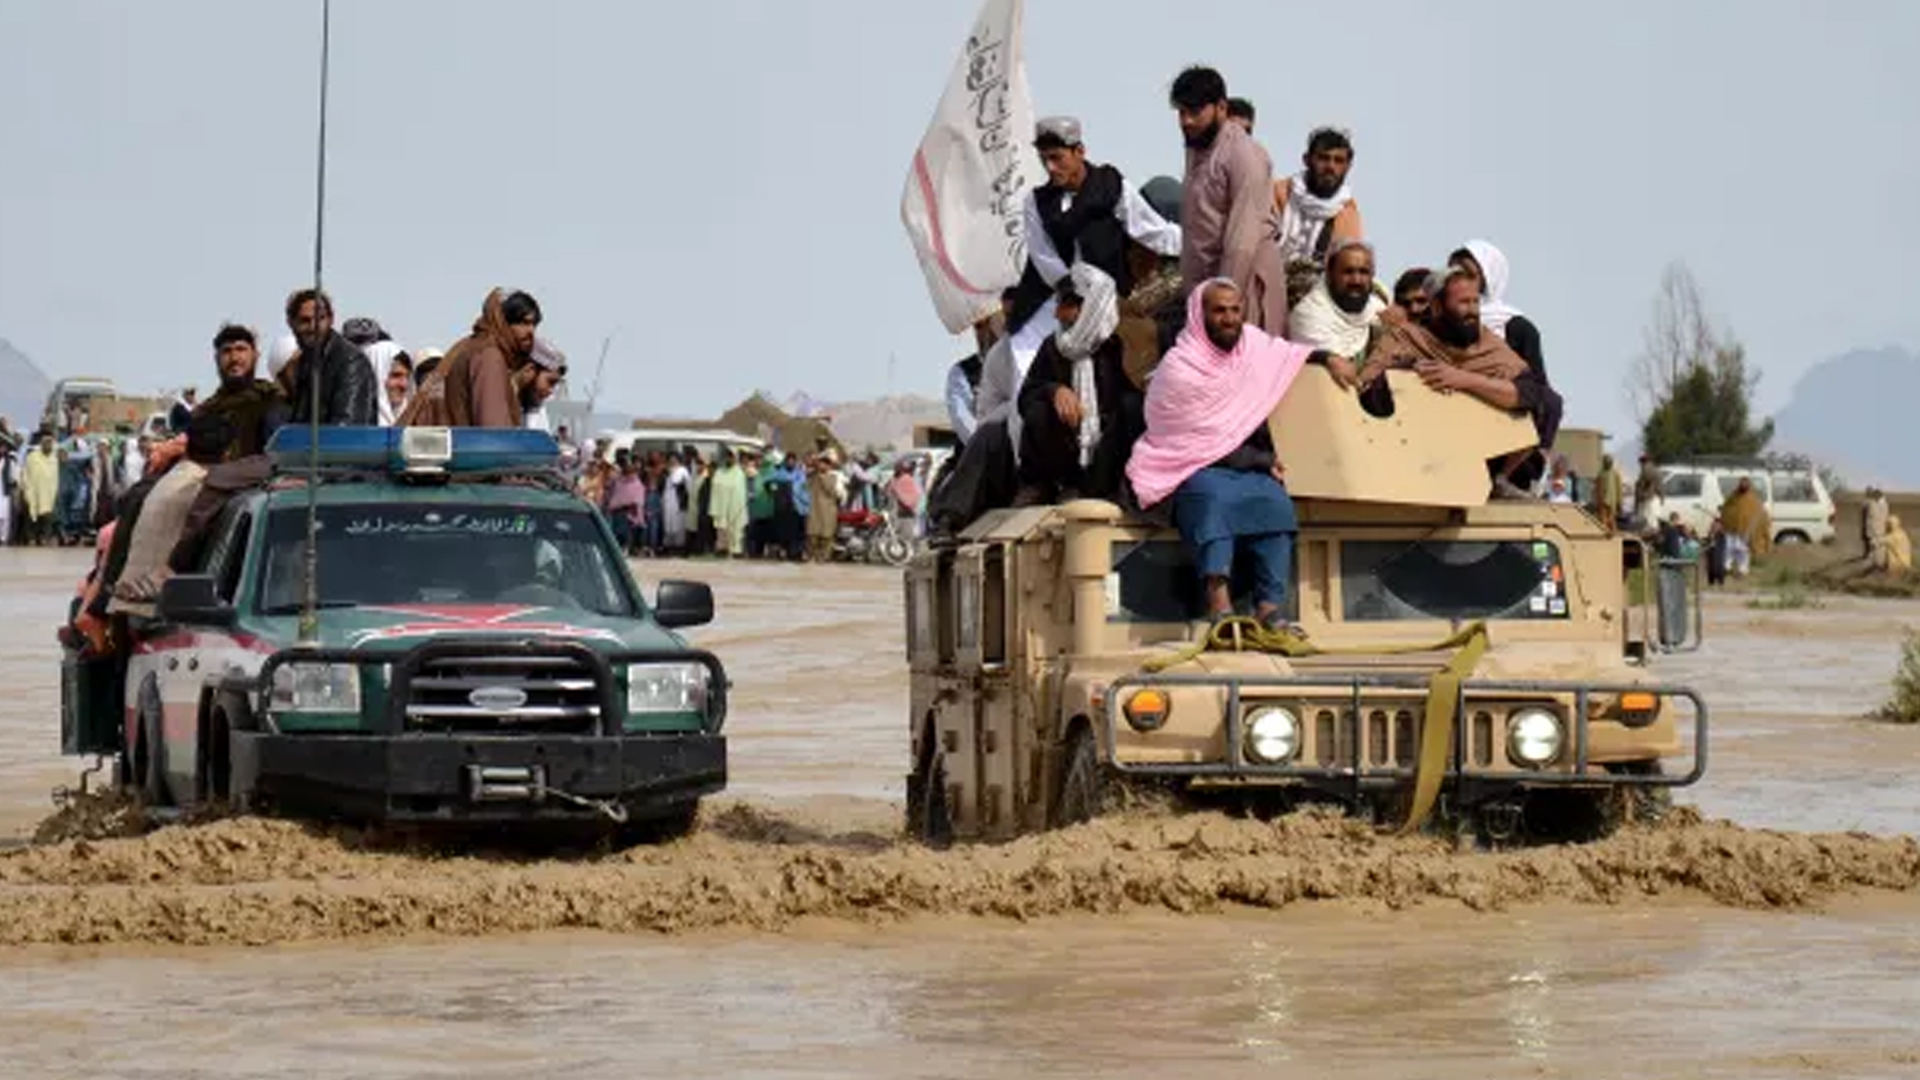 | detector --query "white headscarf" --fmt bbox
[1285,238,1384,355]
[1462,239,1523,338]
[1054,262,1120,469]
[361,341,408,426]
[265,333,300,379]
[1276,172,1355,265]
